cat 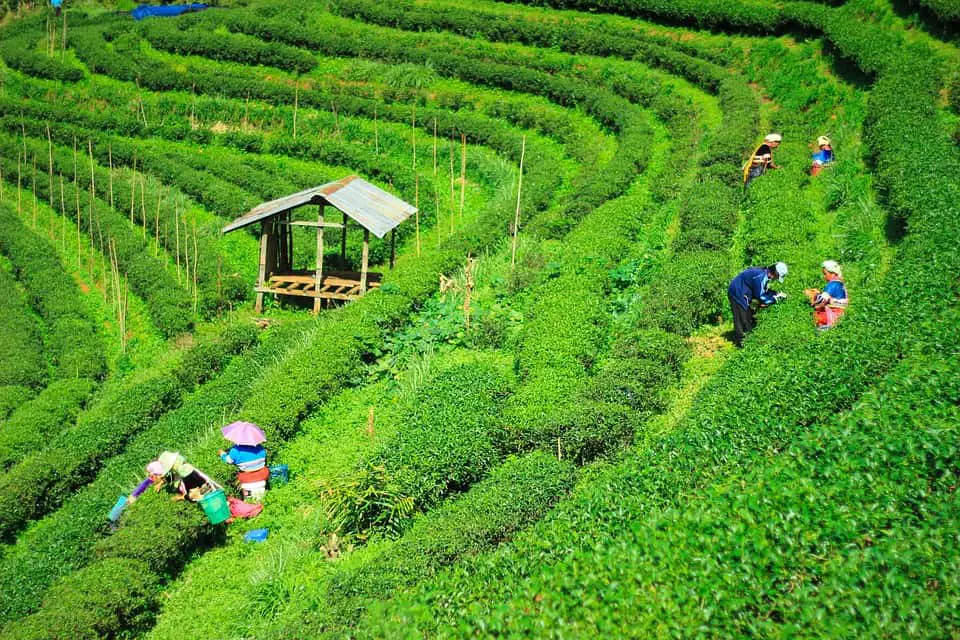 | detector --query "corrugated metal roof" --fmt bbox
[222,176,416,238]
